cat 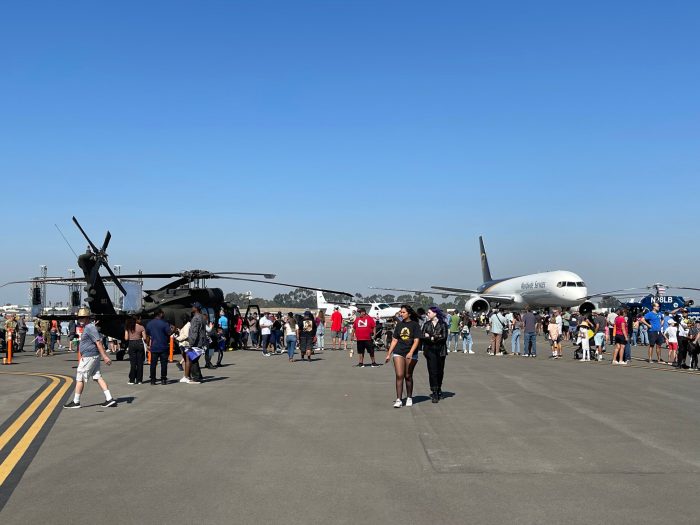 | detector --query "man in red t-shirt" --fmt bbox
[330,307,343,350]
[352,307,377,367]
